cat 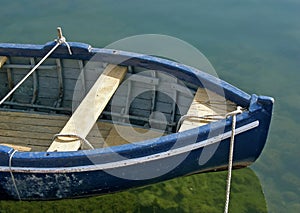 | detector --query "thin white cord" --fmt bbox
[0,42,60,106]
[0,27,72,106]
[224,106,242,213]
[9,150,21,201]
